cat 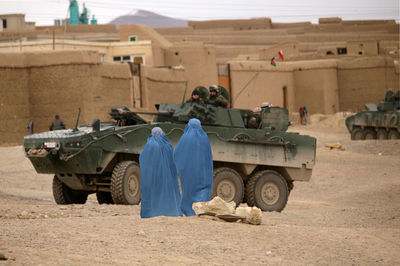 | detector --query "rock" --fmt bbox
[0,253,8,260]
[136,230,145,236]
[235,206,263,225]
[192,196,236,216]
[245,207,262,225]
[324,143,345,150]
